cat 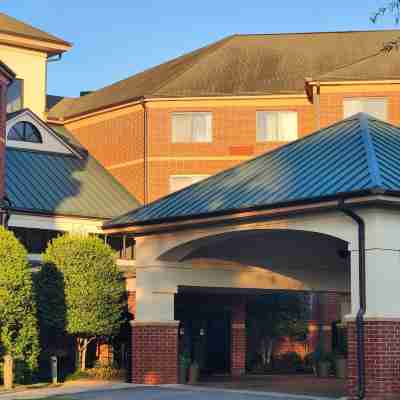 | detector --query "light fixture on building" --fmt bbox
[199,328,205,336]
[179,327,185,336]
